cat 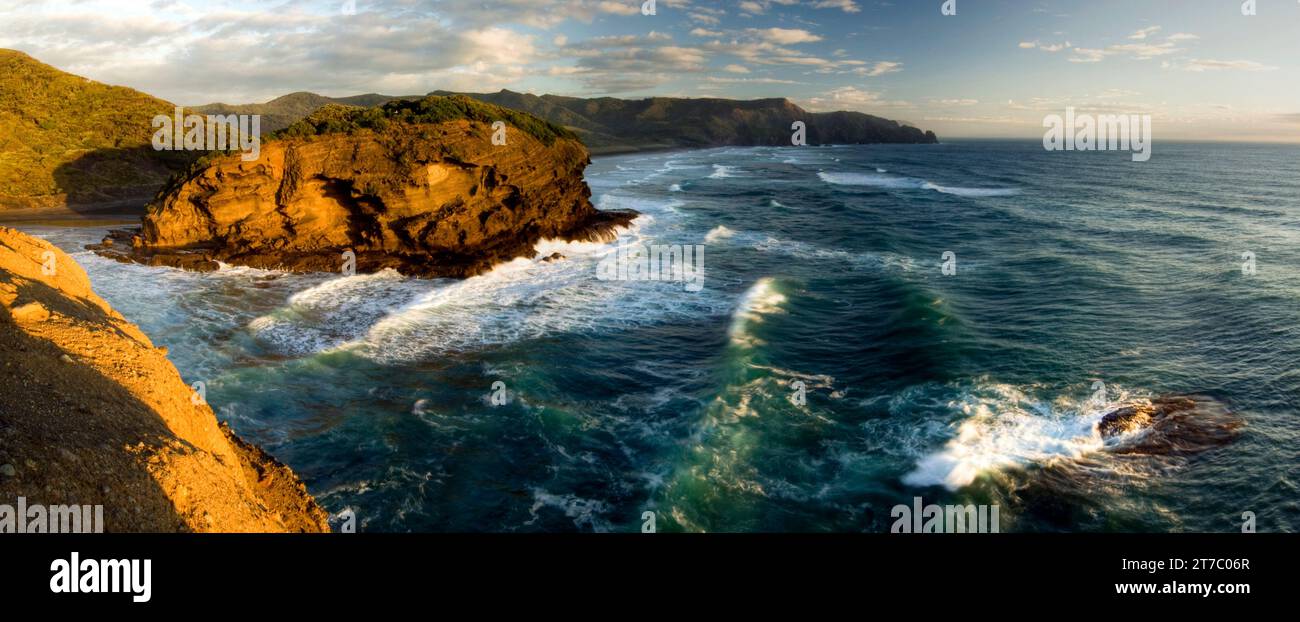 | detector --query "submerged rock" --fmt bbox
[92,96,636,278]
